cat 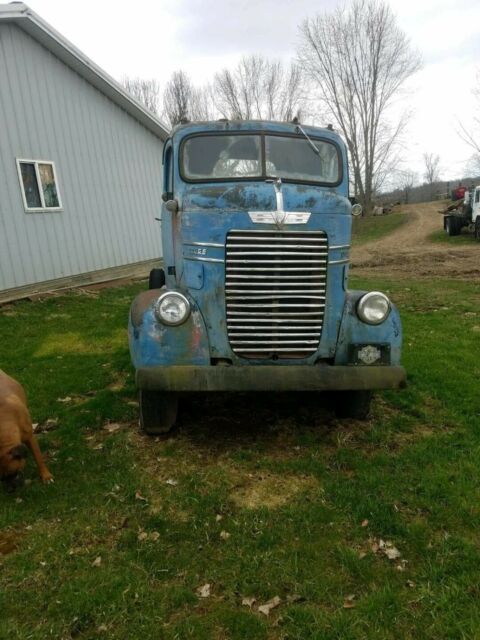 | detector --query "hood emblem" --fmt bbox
[249,211,311,226]
[248,178,311,227]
